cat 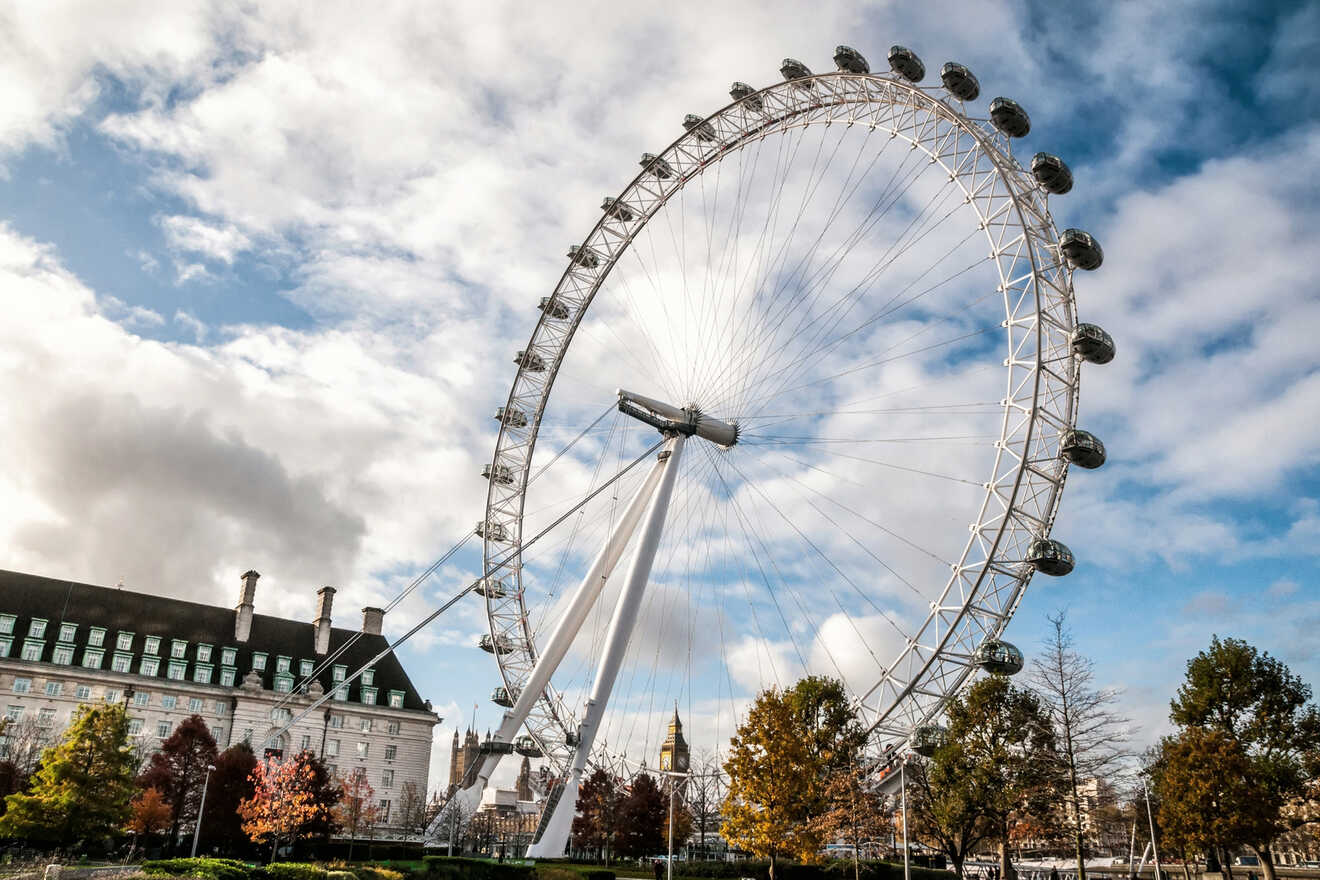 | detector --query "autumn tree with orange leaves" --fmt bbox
[239,753,342,861]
